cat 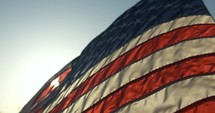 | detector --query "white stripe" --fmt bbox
[43,15,215,112]
[63,38,215,113]
[117,75,215,113]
